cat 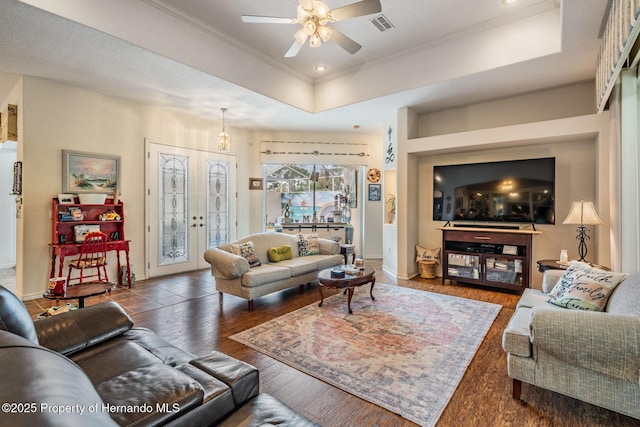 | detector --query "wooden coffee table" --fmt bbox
[43,282,115,308]
[317,265,375,314]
